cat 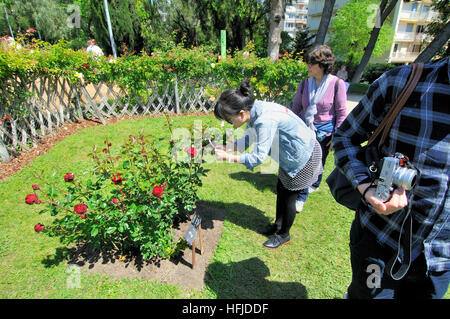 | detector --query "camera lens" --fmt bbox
[393,167,417,190]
